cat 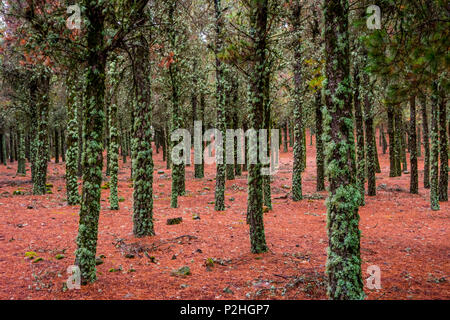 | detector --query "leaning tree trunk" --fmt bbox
[323,0,364,300]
